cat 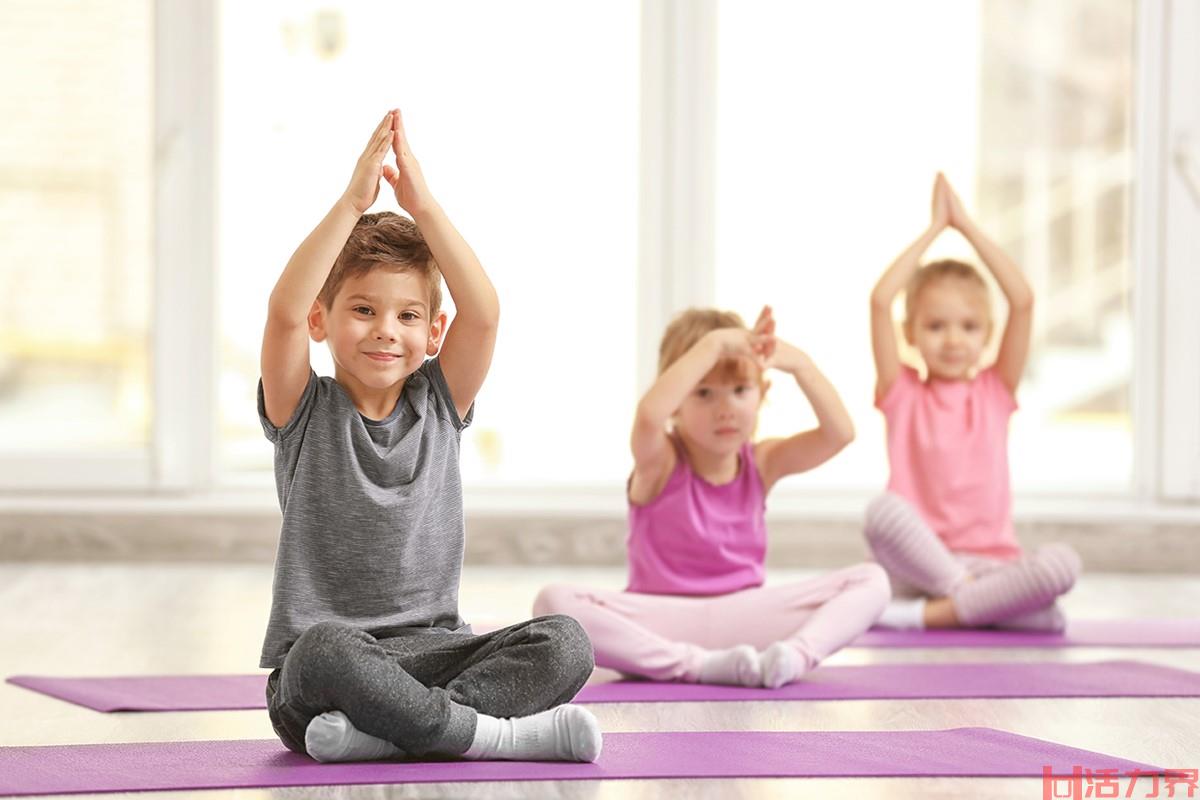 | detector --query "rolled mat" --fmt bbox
[0,728,1163,796]
[9,660,1199,712]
